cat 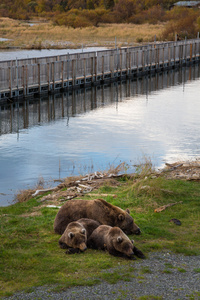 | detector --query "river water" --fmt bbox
[0,47,107,61]
[0,56,200,206]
